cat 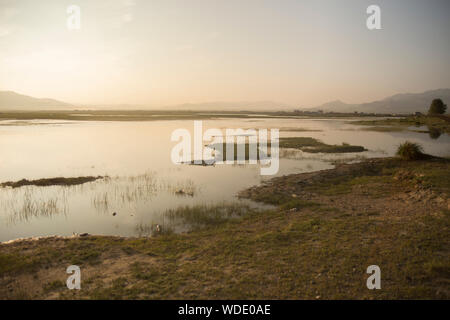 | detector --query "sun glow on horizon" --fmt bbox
[1,0,450,108]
